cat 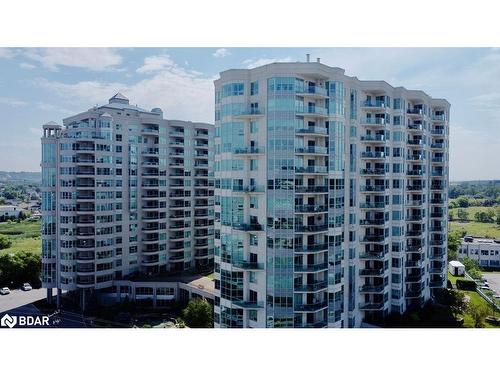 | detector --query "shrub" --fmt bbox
[182,298,213,328]
[456,279,477,291]
[0,234,12,250]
